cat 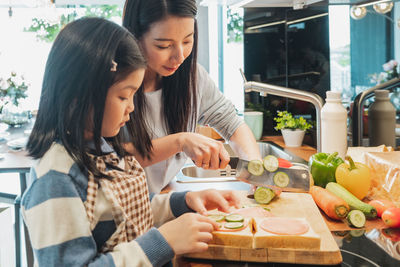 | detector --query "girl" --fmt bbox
[23,17,240,266]
[122,0,262,193]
